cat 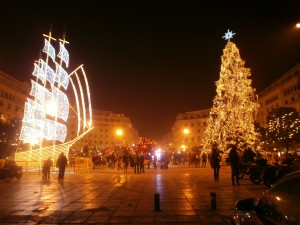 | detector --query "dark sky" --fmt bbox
[1,1,300,140]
